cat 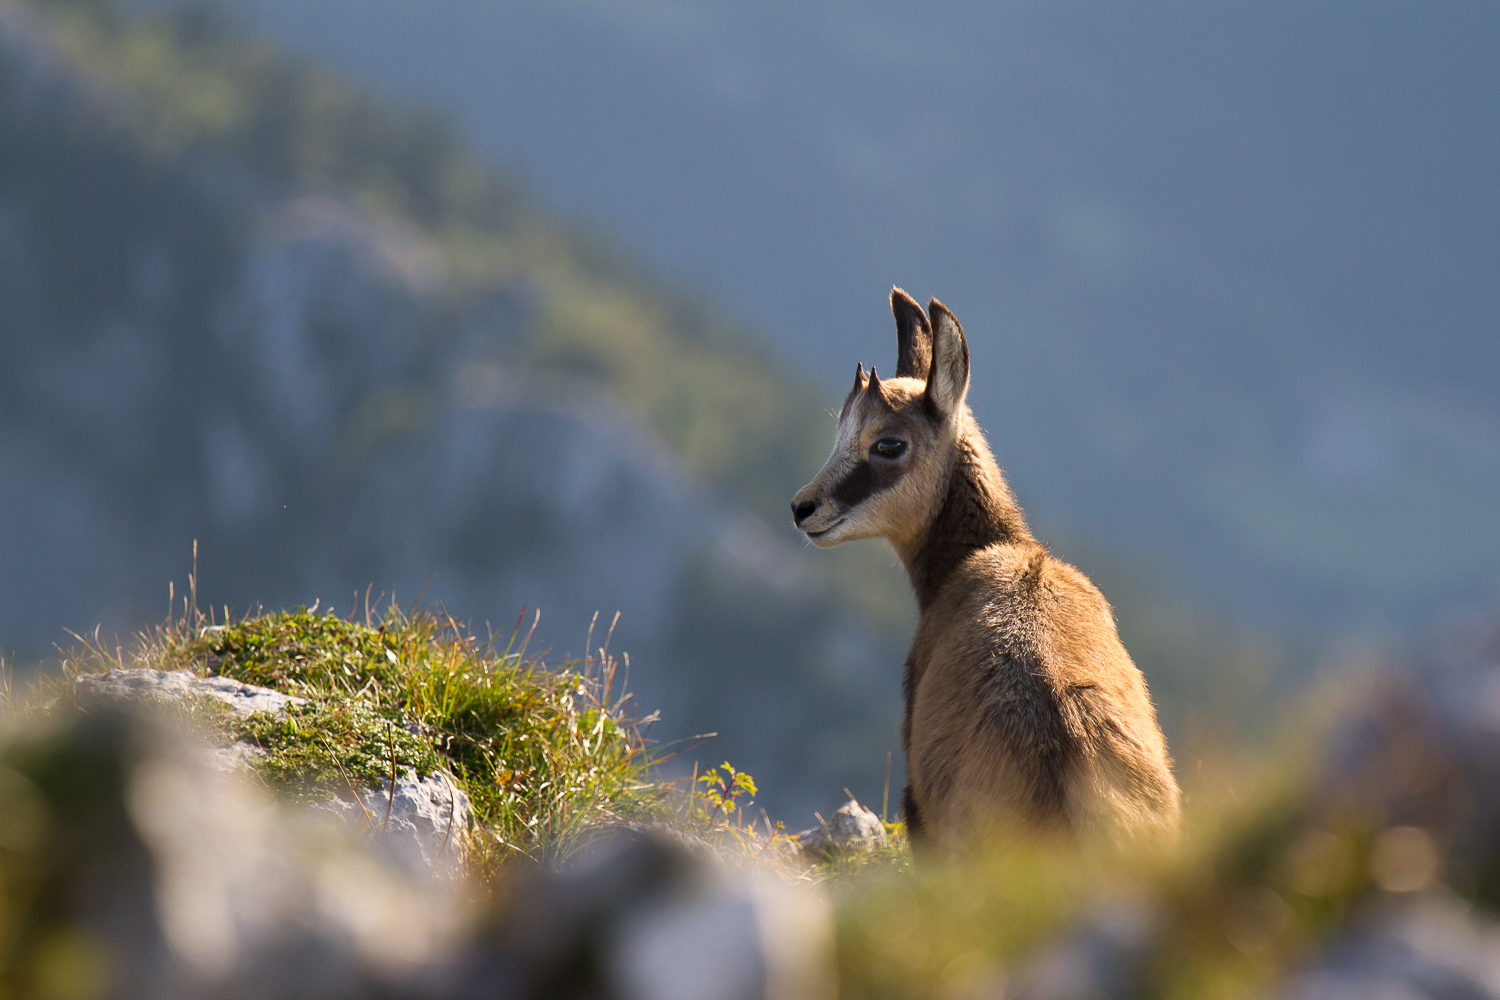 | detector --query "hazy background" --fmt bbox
[203,0,1500,627]
[4,0,1497,818]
